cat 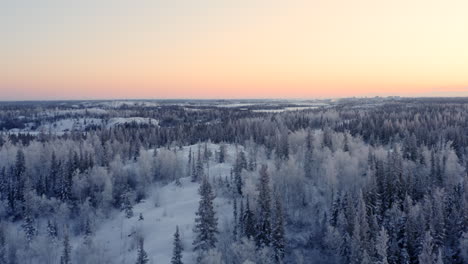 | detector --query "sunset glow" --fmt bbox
[2,0,468,100]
